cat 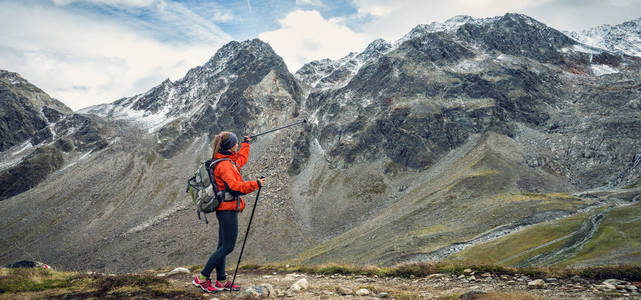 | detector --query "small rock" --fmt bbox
[469,275,476,281]
[156,273,166,277]
[284,273,300,281]
[545,277,558,282]
[356,288,370,296]
[617,284,628,290]
[243,287,260,298]
[260,283,275,298]
[603,279,627,286]
[500,275,510,280]
[290,283,301,292]
[603,282,617,290]
[337,286,352,295]
[459,290,485,299]
[481,272,491,278]
[458,274,466,279]
[209,298,219,300]
[295,278,309,290]
[463,268,473,274]
[377,292,389,298]
[528,279,545,289]
[166,267,190,277]
[628,285,638,291]
[428,273,446,279]
[410,274,416,279]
